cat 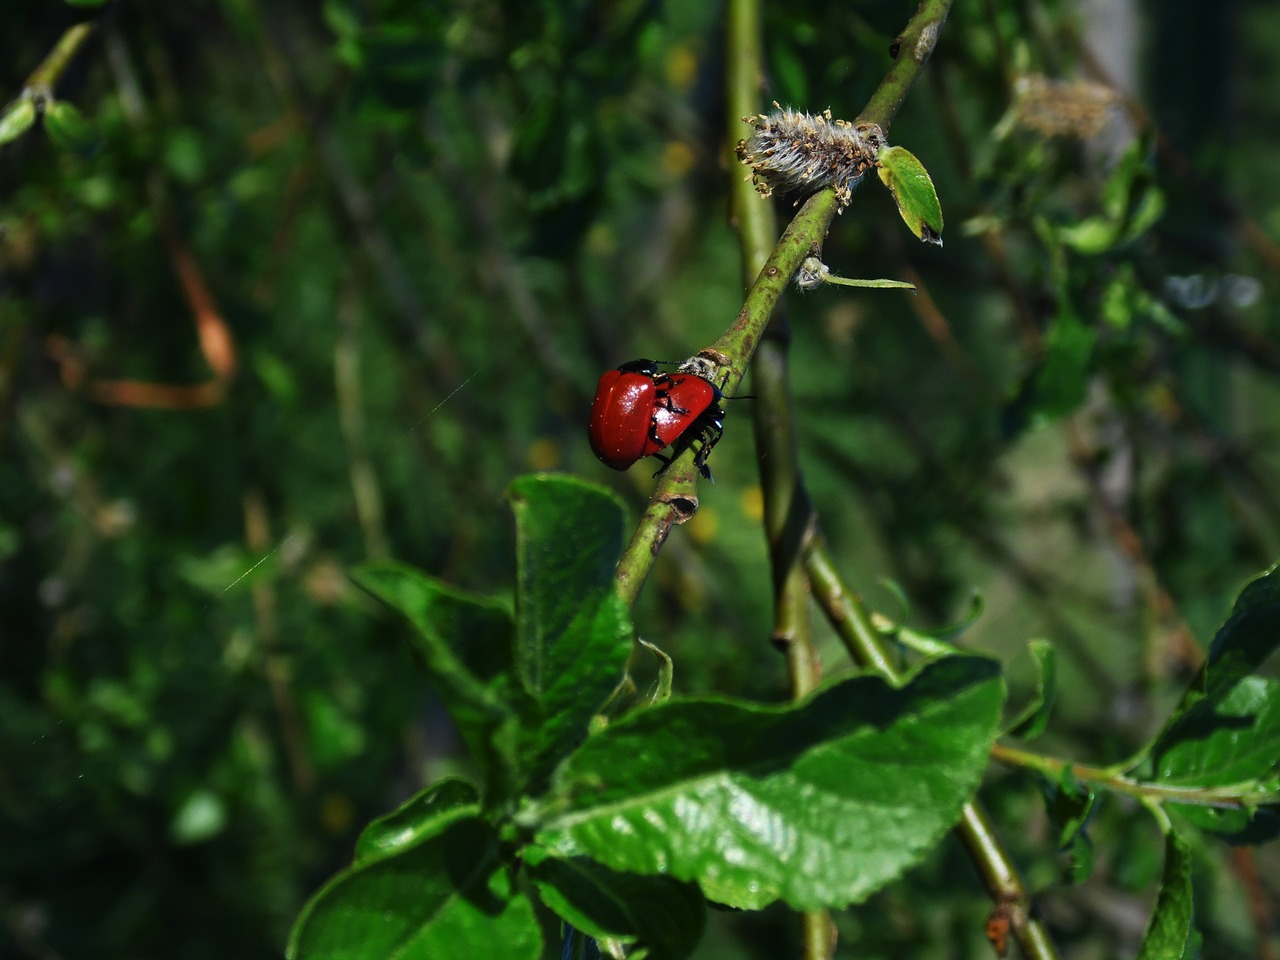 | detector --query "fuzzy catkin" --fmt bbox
[736,105,885,207]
